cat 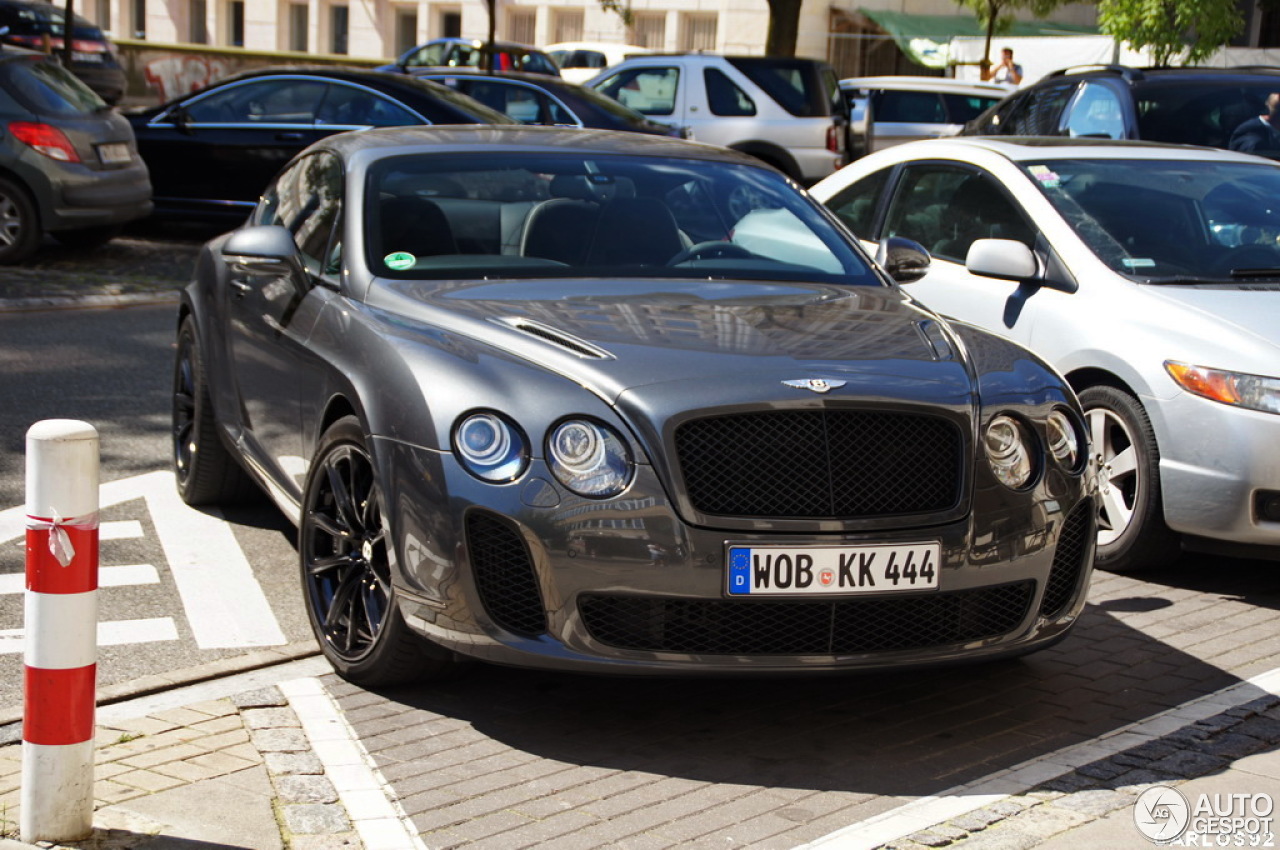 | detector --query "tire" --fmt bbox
[1078,385,1182,572]
[0,176,41,264]
[300,416,464,687]
[172,317,258,506]
[51,224,123,251]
